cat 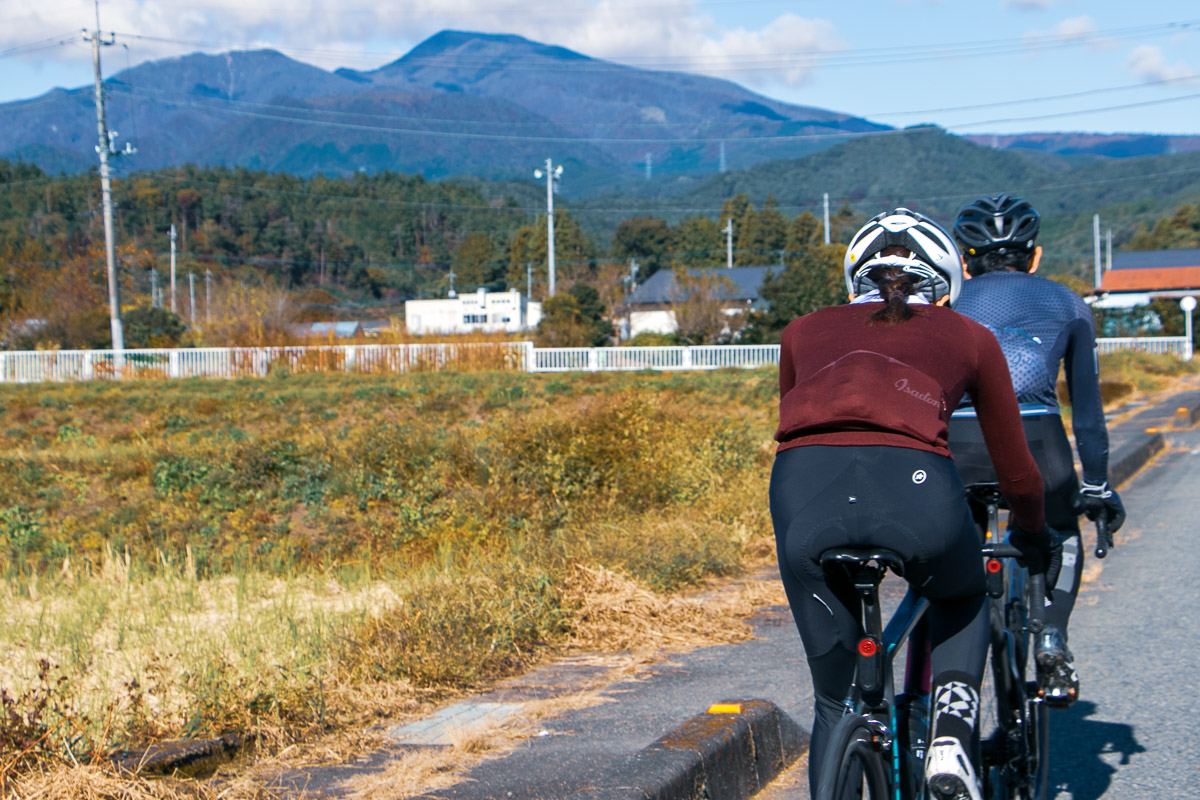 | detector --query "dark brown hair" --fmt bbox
[867,266,922,325]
